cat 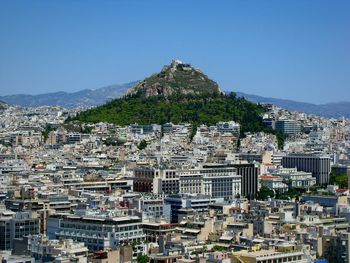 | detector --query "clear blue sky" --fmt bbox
[0,1,349,104]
